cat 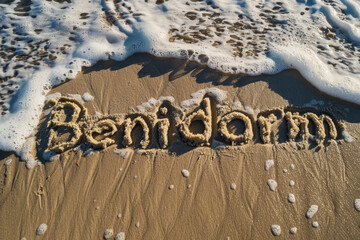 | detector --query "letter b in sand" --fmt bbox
[179,97,213,146]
